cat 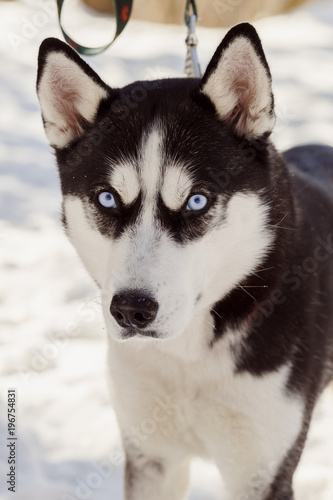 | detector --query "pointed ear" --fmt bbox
[36,38,109,149]
[201,23,275,140]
